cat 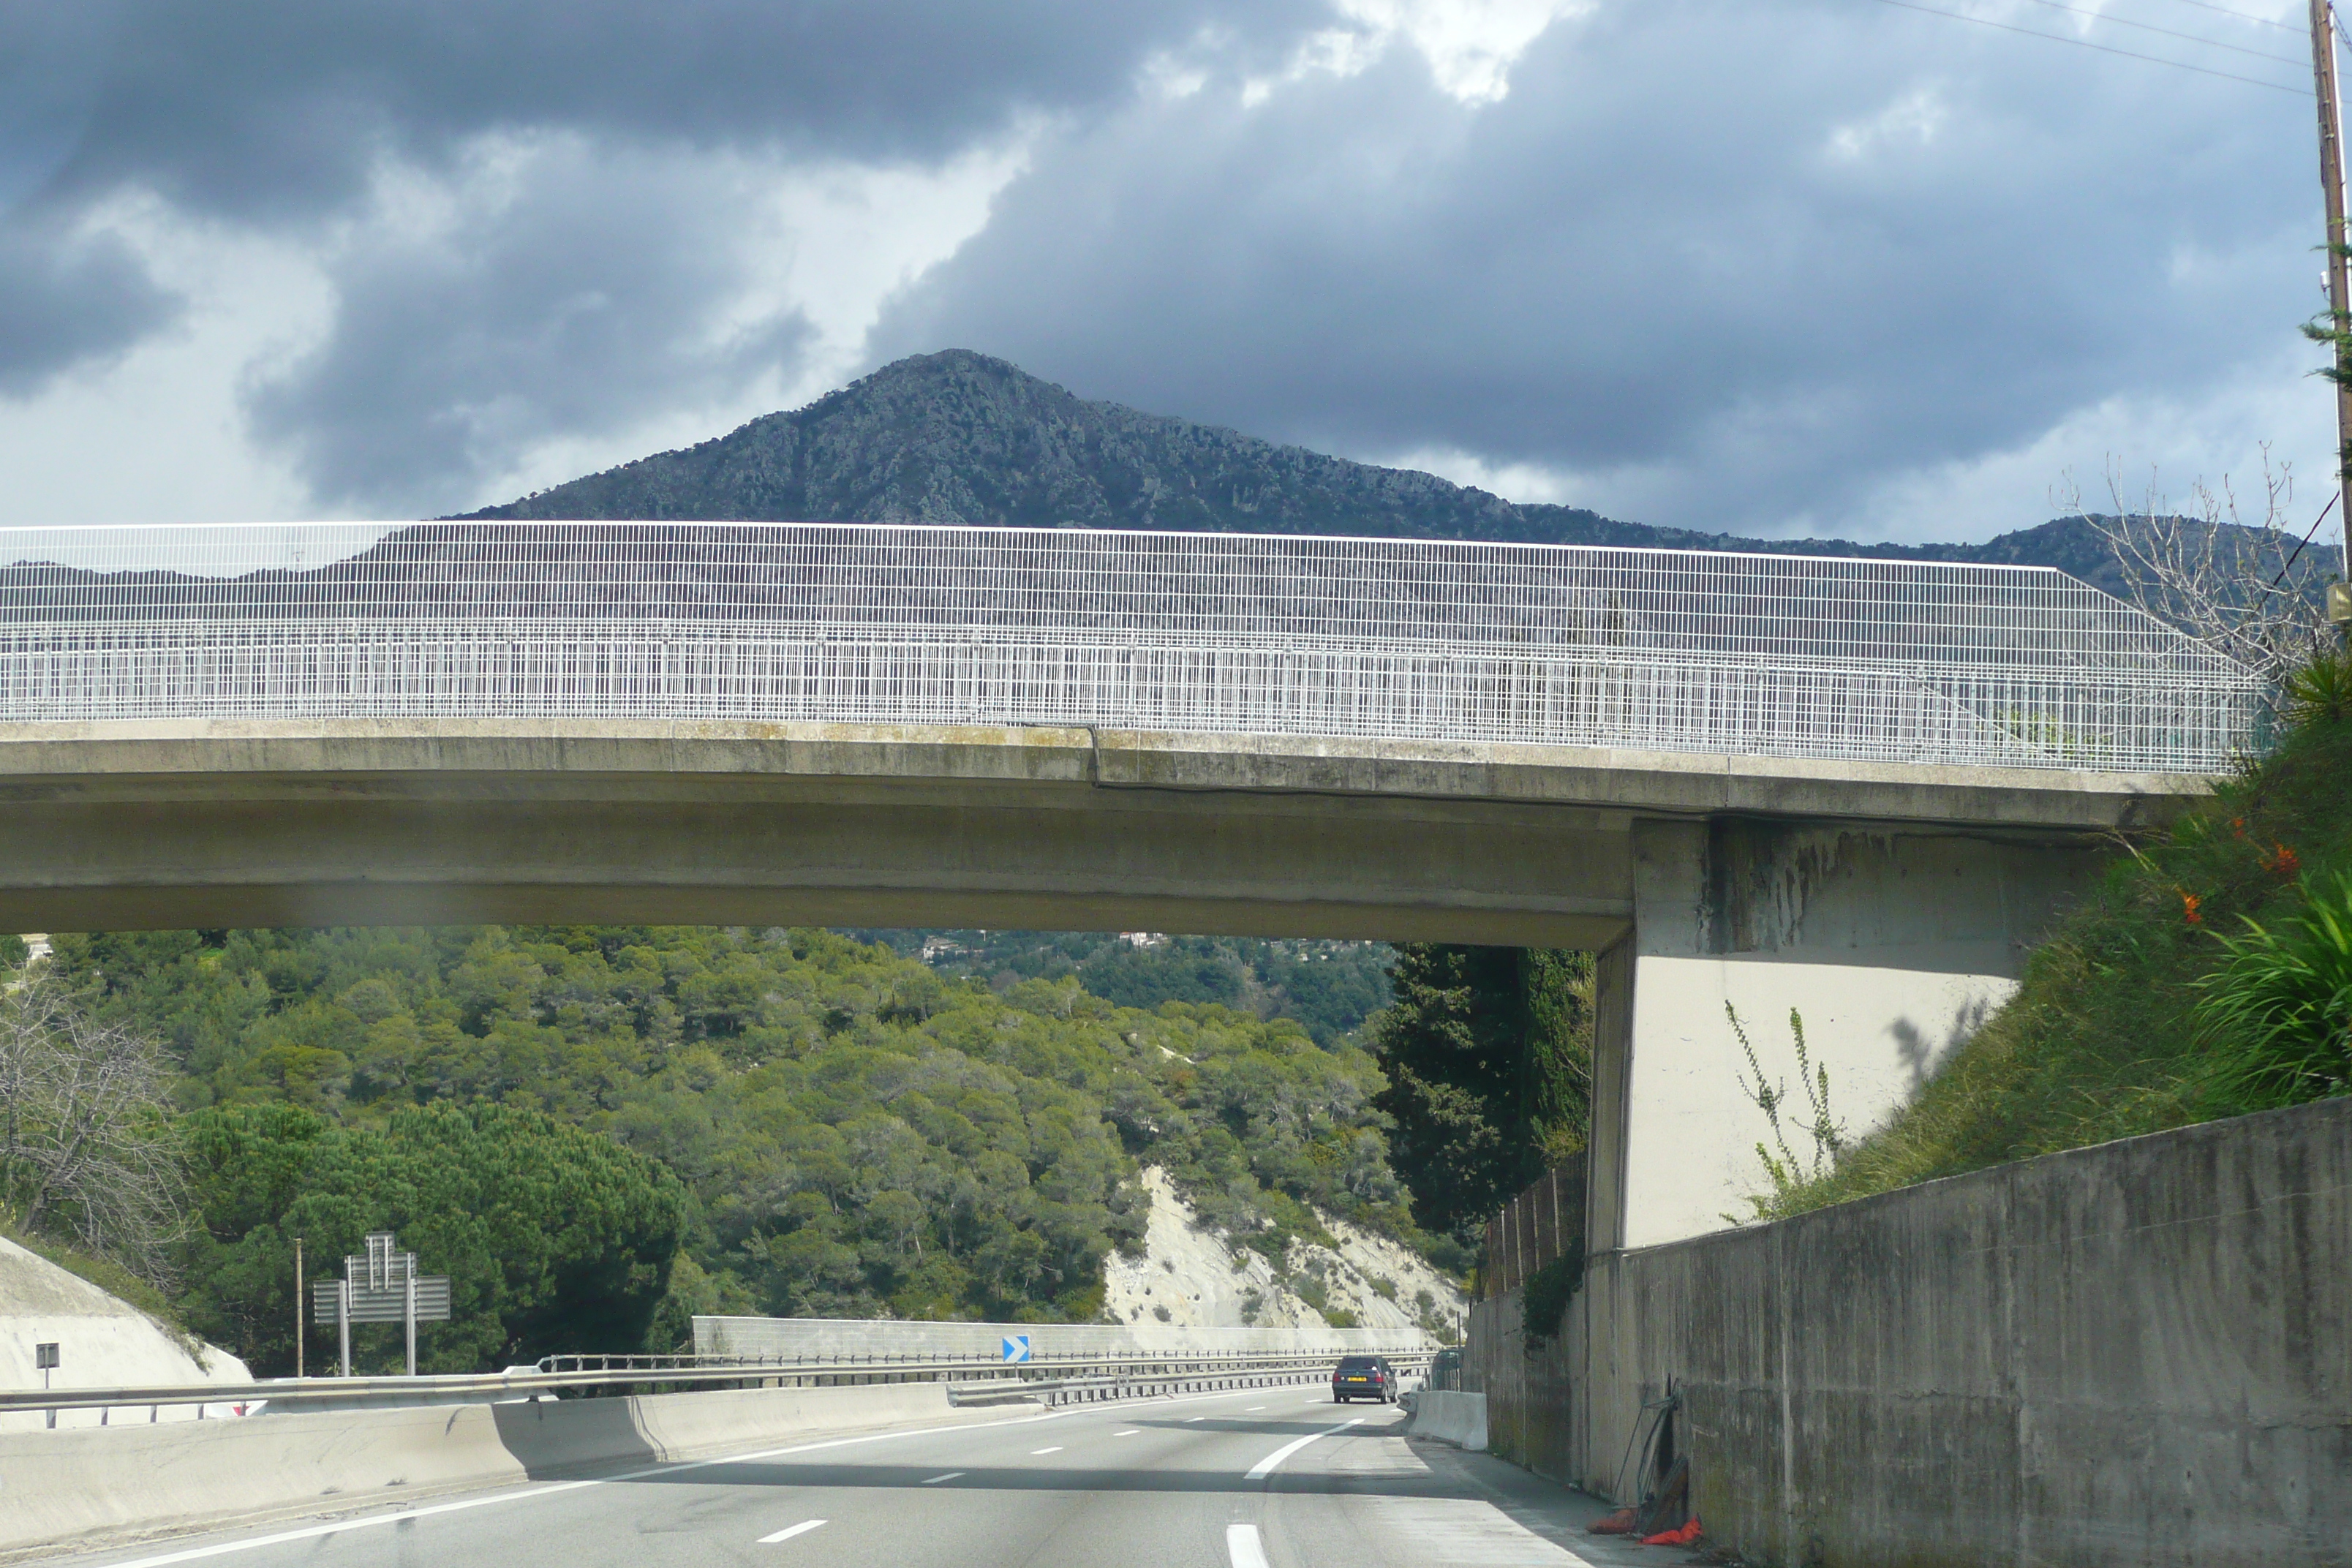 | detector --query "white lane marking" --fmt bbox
[1227,1523,1273,1568]
[1186,1415,1207,1422]
[920,1472,965,1485]
[1245,1417,1364,1480]
[80,1409,1066,1568]
[1245,1405,1266,1411]
[1113,1428,1141,1436]
[757,1519,826,1545]
[1031,1446,1065,1455]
